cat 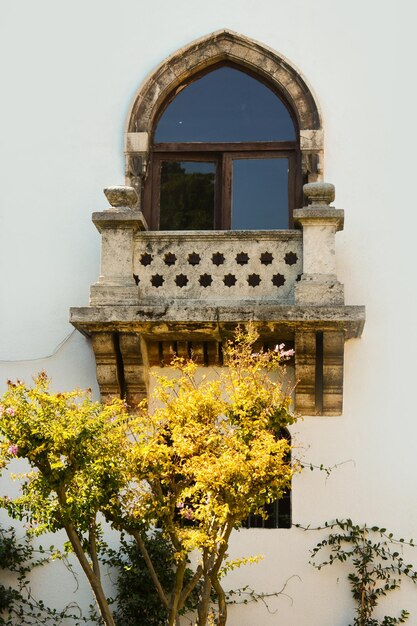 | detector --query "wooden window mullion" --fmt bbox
[221,153,232,229]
